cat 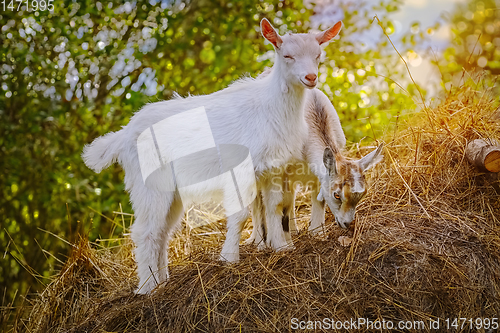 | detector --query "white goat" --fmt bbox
[246,88,383,248]
[82,18,343,294]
